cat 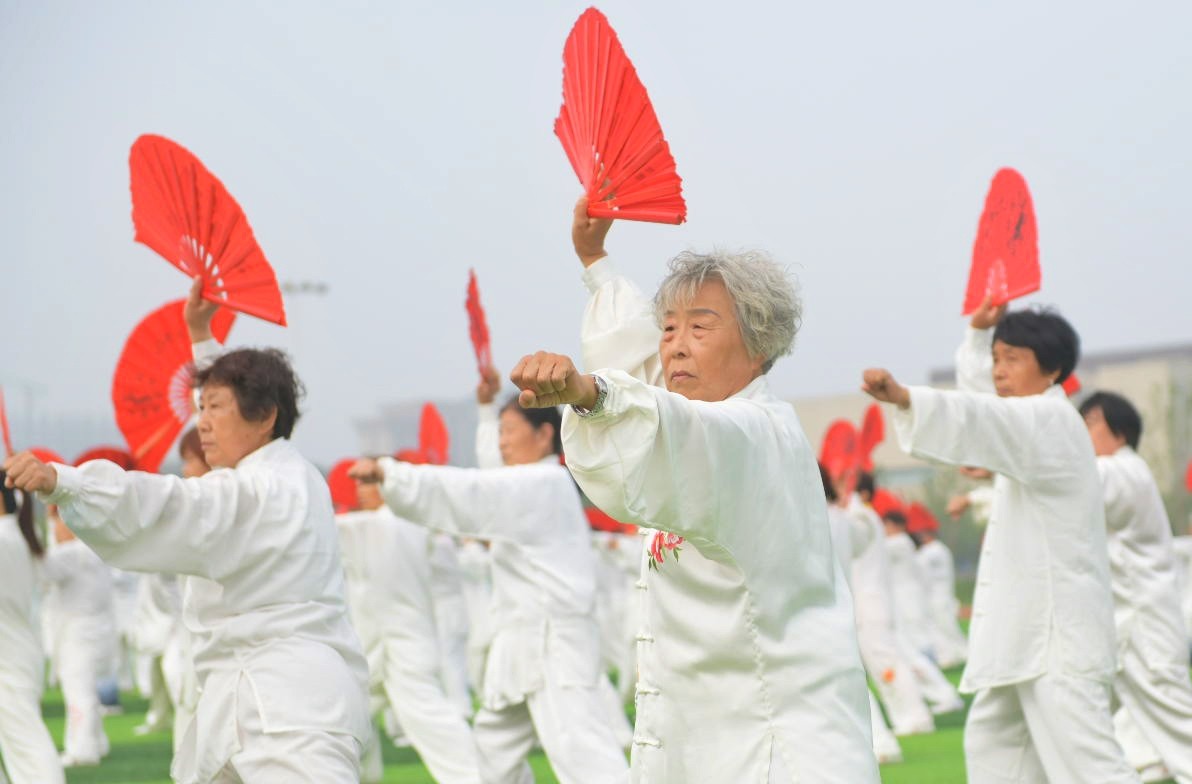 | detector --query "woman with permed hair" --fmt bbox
[3,279,369,784]
[504,199,878,783]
